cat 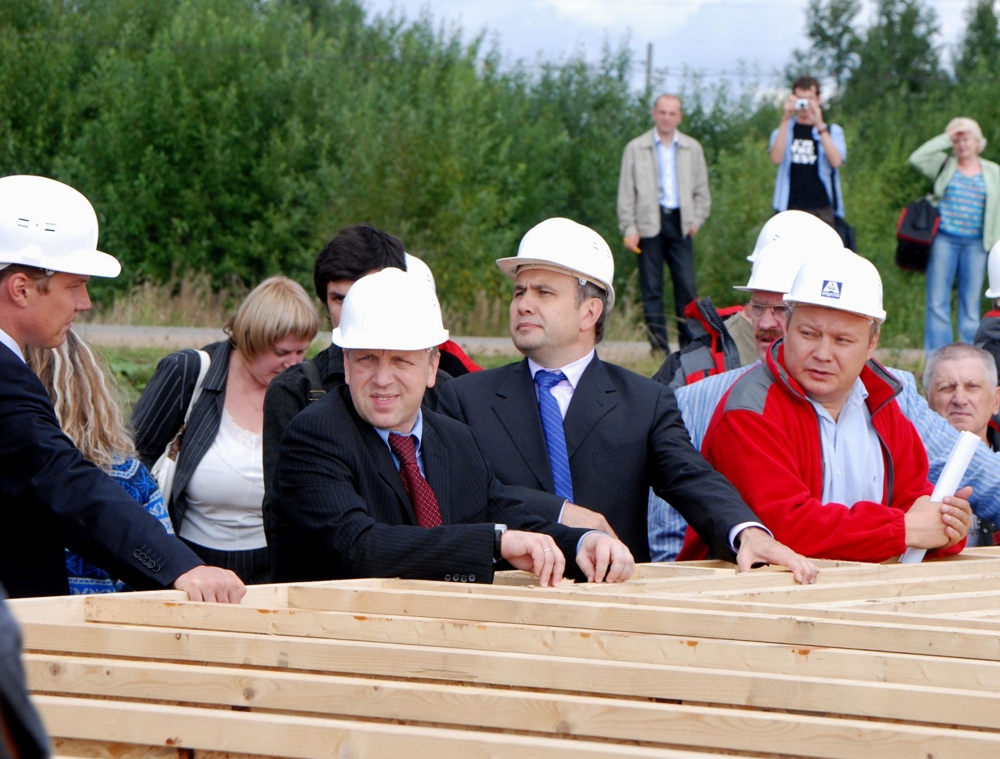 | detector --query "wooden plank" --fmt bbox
[815,590,1000,613]
[25,655,1000,759]
[52,738,182,759]
[33,696,711,759]
[78,596,1000,693]
[284,584,1000,661]
[22,621,1000,728]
